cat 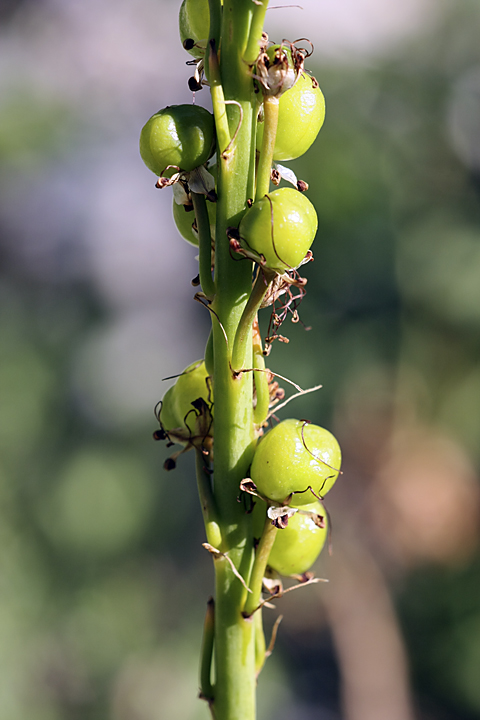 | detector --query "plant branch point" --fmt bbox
[202,543,253,593]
